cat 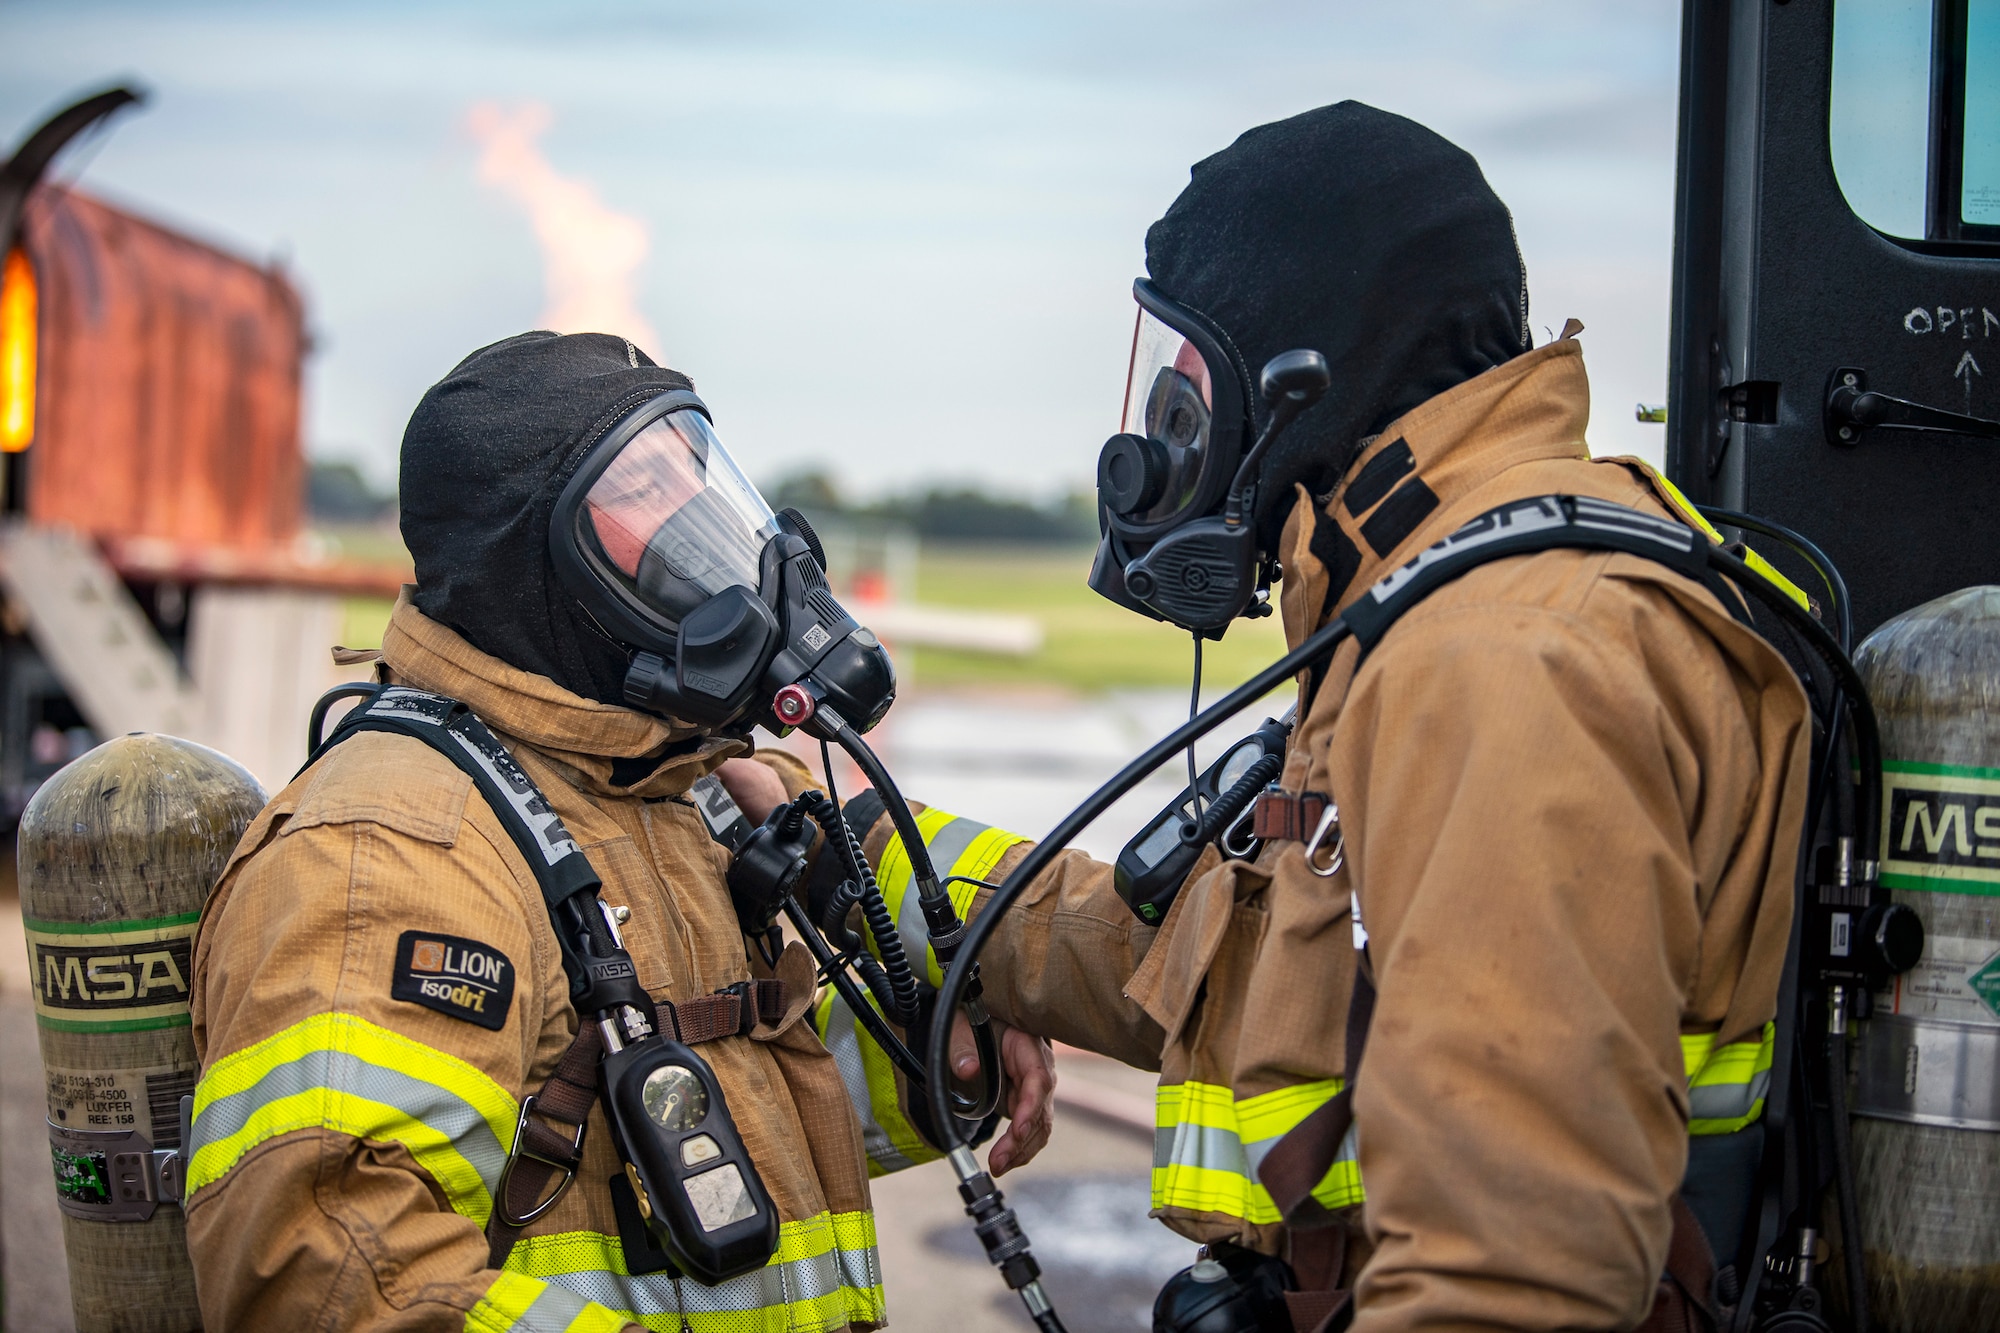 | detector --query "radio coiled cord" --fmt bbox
[1179,748,1284,846]
[800,790,919,1027]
